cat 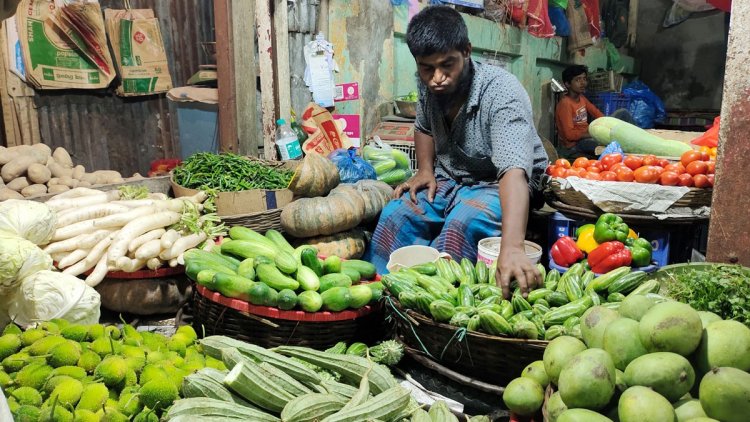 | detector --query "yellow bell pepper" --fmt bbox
[576,226,600,254]
[628,229,638,239]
